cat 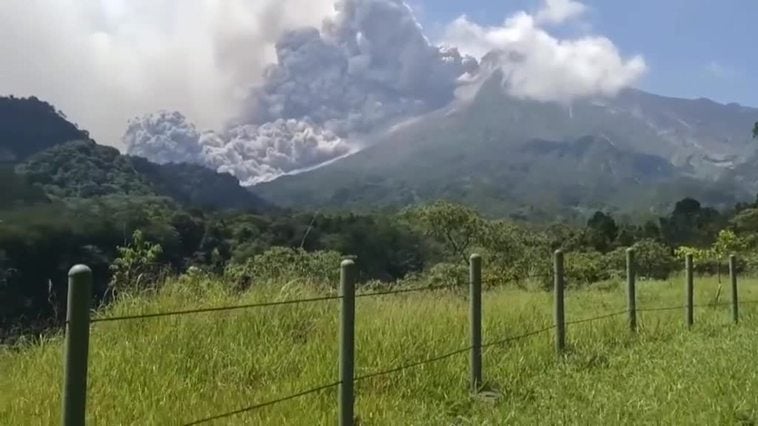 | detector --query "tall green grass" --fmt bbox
[1,275,757,425]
